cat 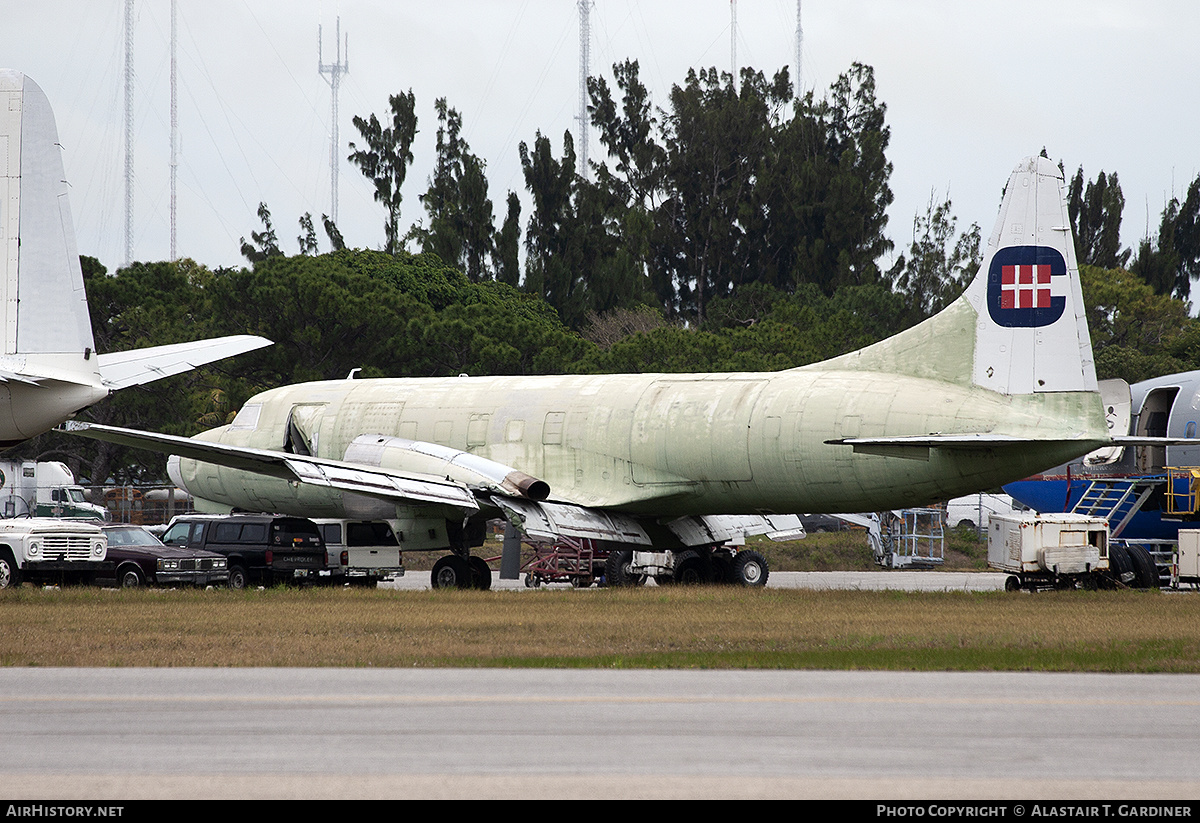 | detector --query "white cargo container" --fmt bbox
[1175,530,1200,588]
[988,512,1109,591]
